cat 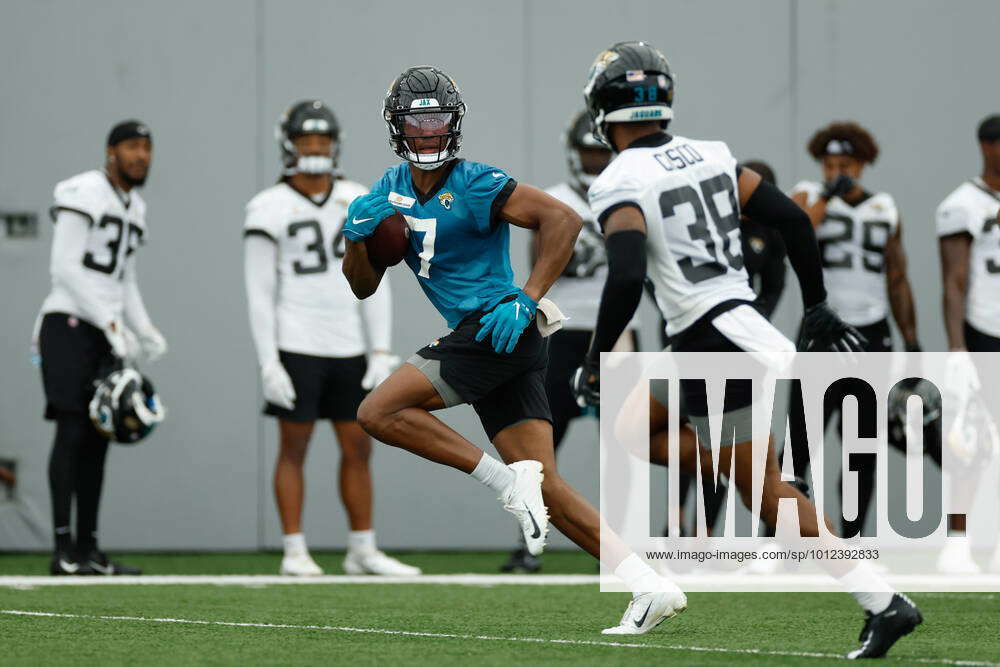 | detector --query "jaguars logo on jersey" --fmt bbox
[438,192,454,210]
